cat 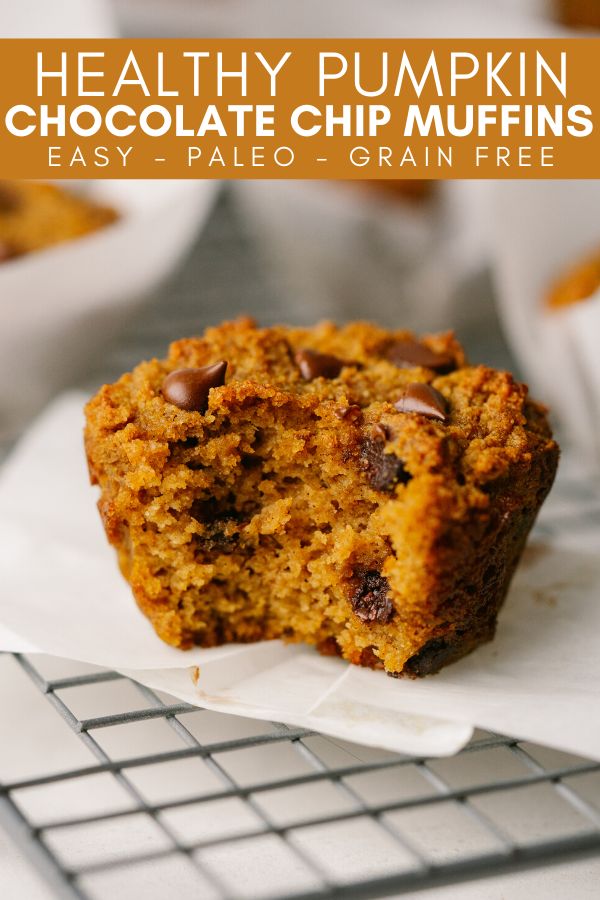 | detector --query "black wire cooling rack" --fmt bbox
[1,651,600,900]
